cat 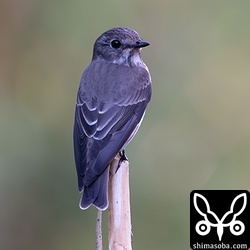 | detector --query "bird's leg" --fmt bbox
[116,150,128,173]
